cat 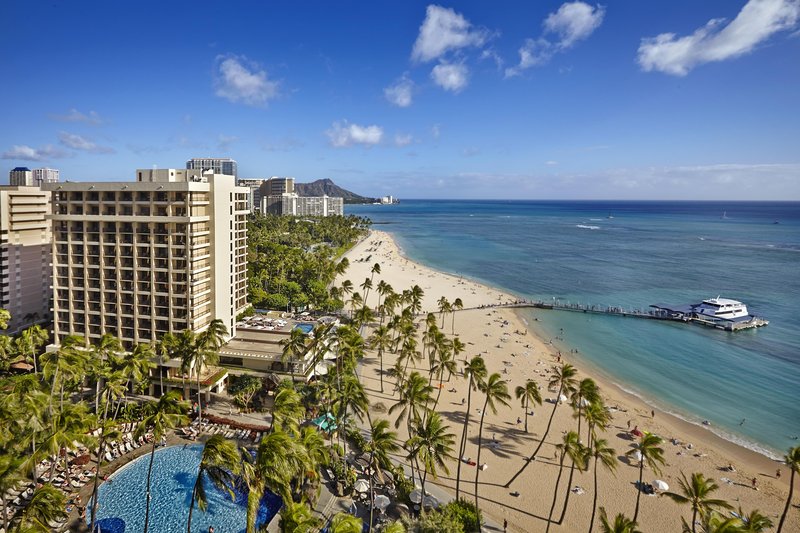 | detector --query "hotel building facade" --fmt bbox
[186,158,238,178]
[45,168,249,349]
[0,186,52,334]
